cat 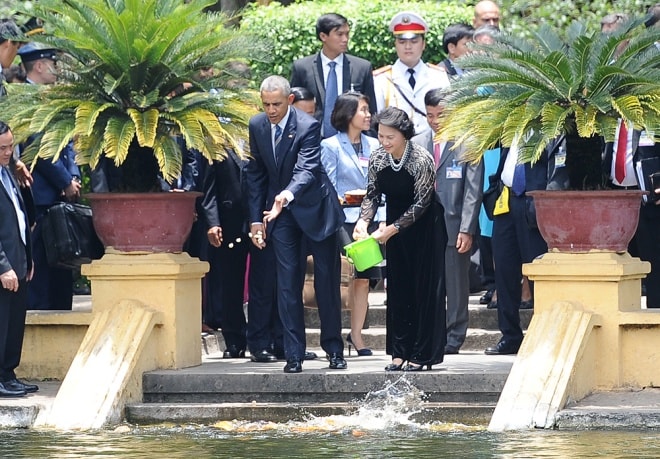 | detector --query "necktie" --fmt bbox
[323,61,338,137]
[274,124,282,162]
[512,163,526,196]
[407,68,416,89]
[1,167,26,245]
[433,142,441,167]
[615,120,628,183]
